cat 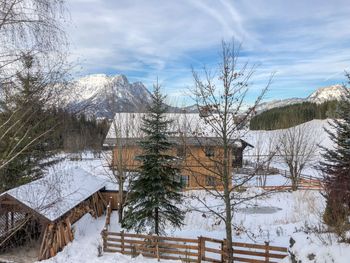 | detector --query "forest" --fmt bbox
[250,100,339,130]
